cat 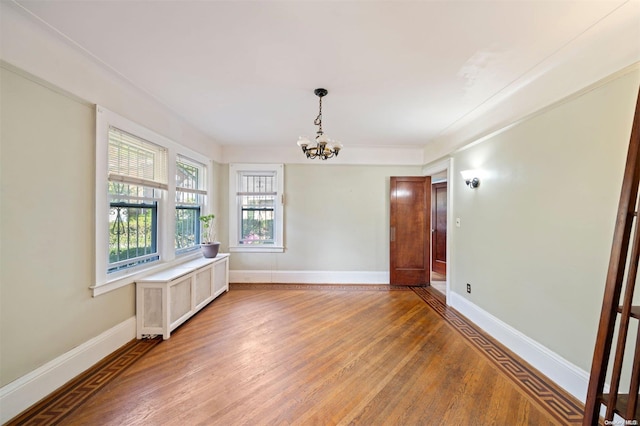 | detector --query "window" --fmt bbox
[229,164,284,252]
[108,127,167,272]
[175,156,207,254]
[95,106,212,296]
